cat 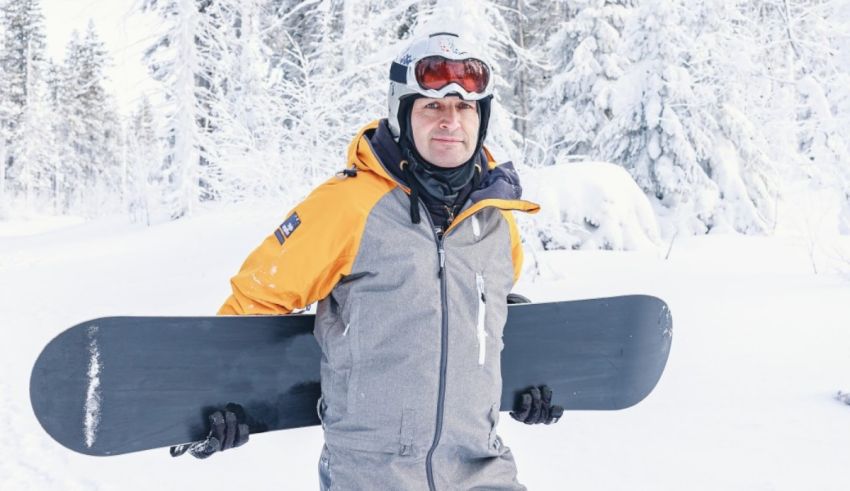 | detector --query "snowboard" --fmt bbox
[30,295,672,456]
